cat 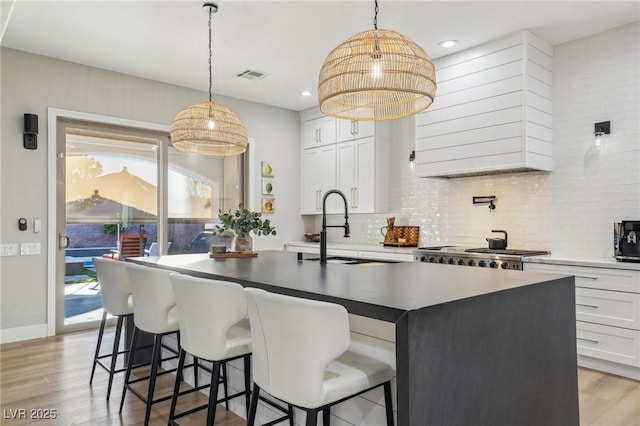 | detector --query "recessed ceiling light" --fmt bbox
[301,90,311,97]
[439,40,458,48]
